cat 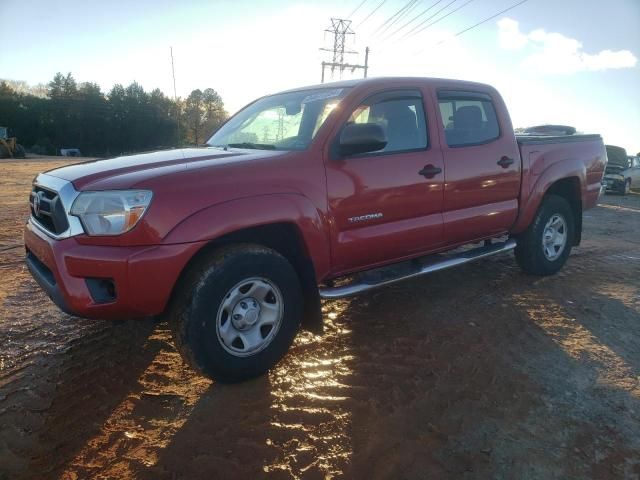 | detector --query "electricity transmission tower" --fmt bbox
[320,18,370,83]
